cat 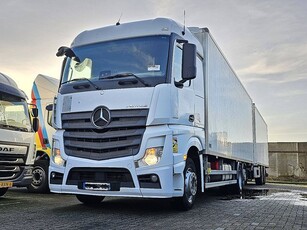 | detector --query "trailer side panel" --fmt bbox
[253,105,269,166]
[206,33,254,163]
